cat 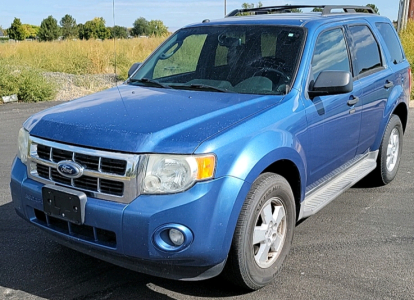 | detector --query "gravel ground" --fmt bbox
[42,72,124,101]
